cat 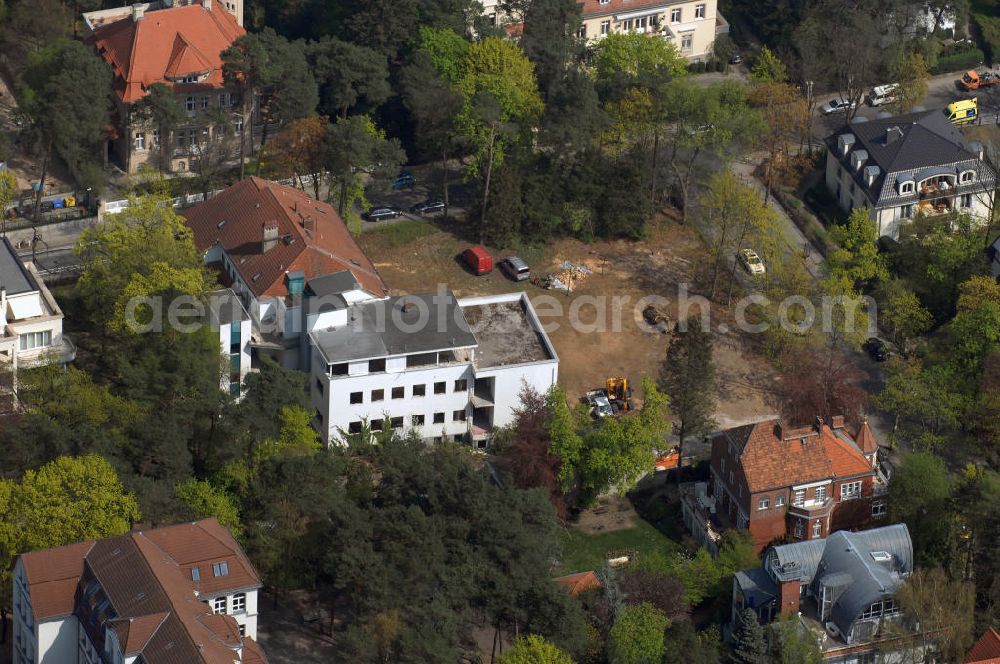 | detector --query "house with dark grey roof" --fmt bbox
[0,237,75,396]
[824,109,996,240]
[308,290,558,448]
[732,524,935,661]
